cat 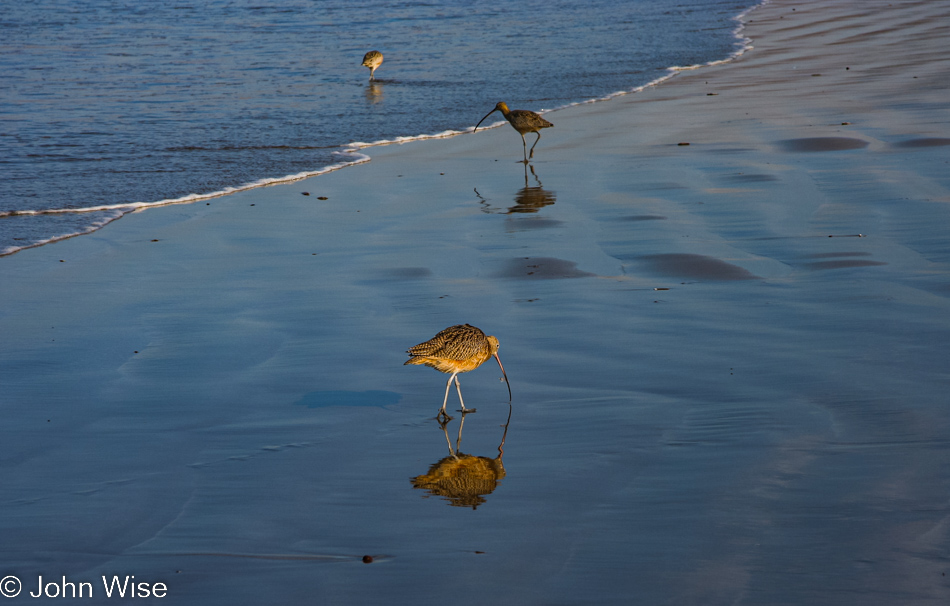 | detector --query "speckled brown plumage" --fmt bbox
[361,50,383,80]
[406,324,496,372]
[405,324,511,418]
[474,101,554,161]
